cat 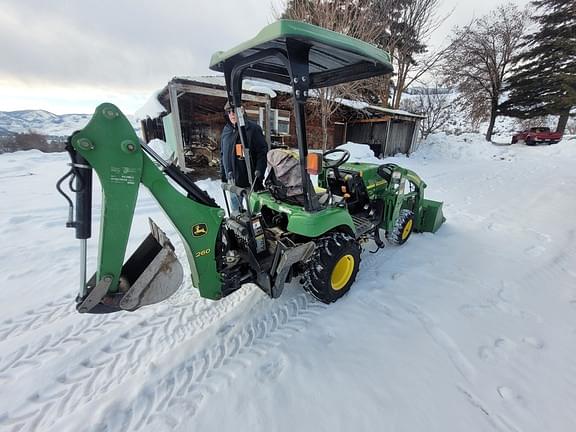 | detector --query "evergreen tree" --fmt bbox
[500,0,576,133]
